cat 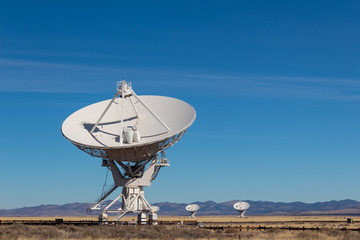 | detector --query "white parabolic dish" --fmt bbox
[186,204,200,212]
[62,95,196,162]
[233,202,250,211]
[151,206,160,213]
